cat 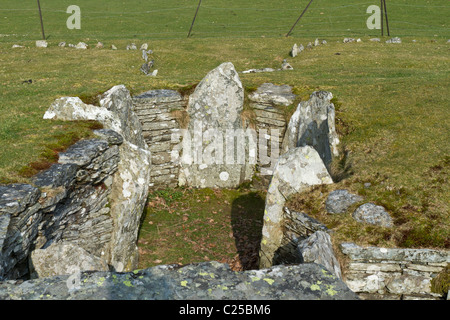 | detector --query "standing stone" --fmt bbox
[179,62,254,188]
[98,86,152,271]
[281,91,339,171]
[95,42,104,49]
[29,242,109,278]
[126,43,137,50]
[58,42,66,47]
[326,189,363,214]
[75,42,88,49]
[111,45,117,50]
[259,146,333,269]
[140,62,150,75]
[297,231,343,279]
[290,44,298,57]
[142,49,148,62]
[386,37,402,44]
[36,40,48,48]
[281,59,293,70]
[314,38,320,46]
[352,203,393,228]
